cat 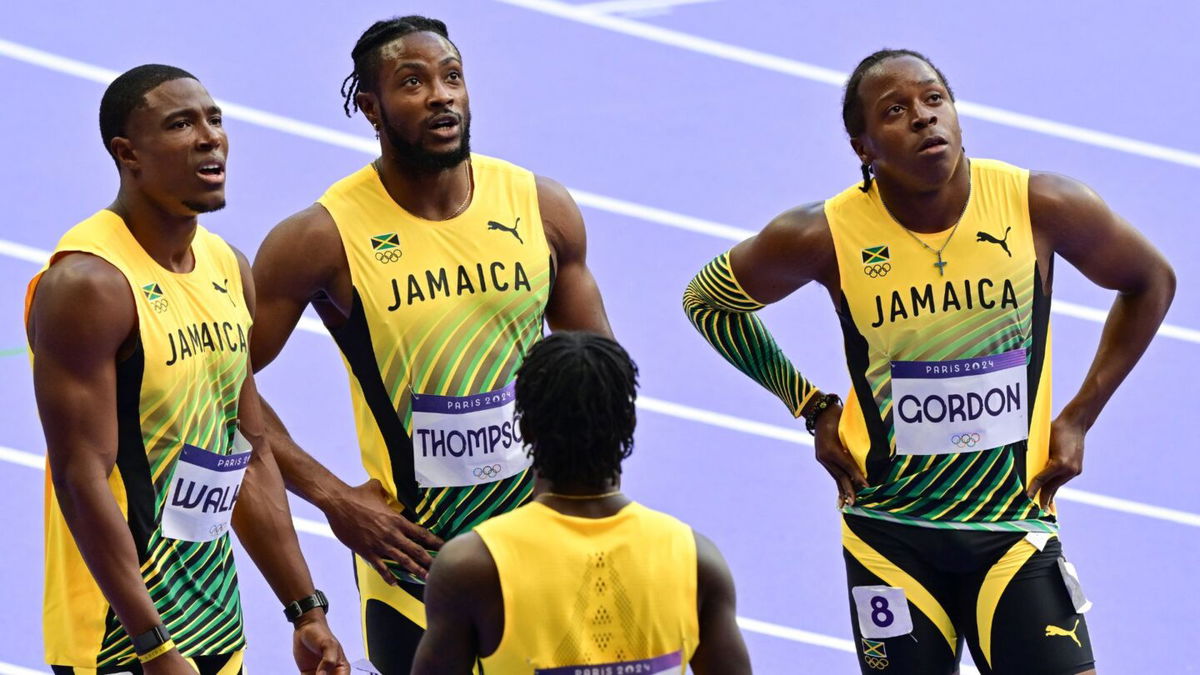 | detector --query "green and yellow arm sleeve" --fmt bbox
[682,252,817,417]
